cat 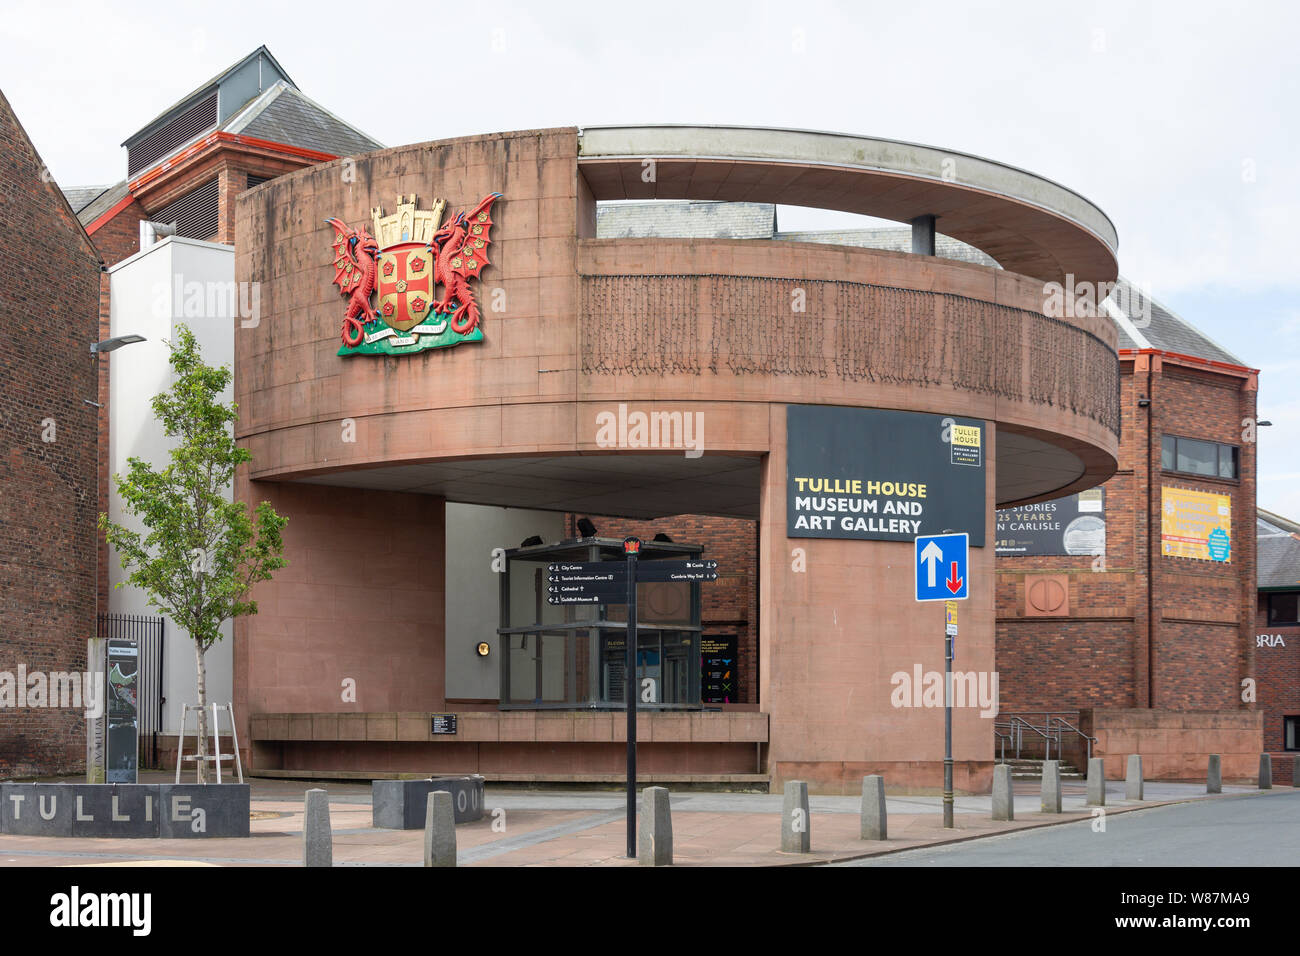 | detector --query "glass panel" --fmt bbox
[508,634,536,703]
[540,632,567,701]
[1161,435,1176,470]
[1176,438,1217,477]
[1270,593,1299,625]
[1218,444,1238,479]
[601,631,626,705]
[1287,718,1297,752]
